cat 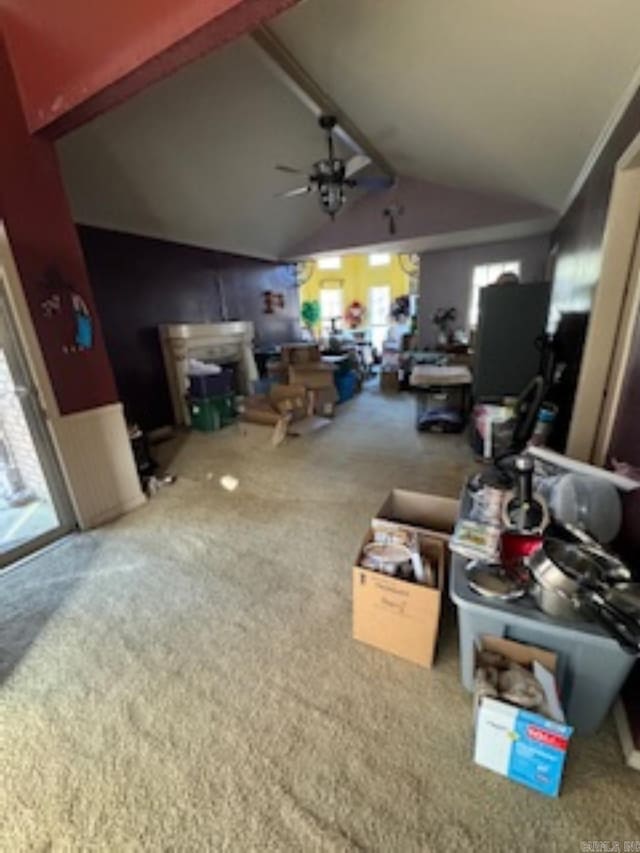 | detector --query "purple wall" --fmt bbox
[287,176,552,257]
[79,226,299,430]
[419,234,550,346]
